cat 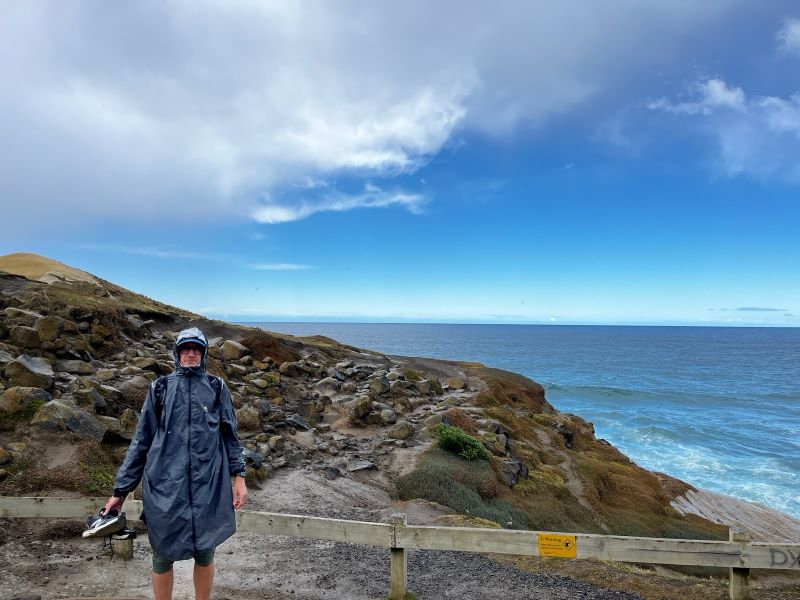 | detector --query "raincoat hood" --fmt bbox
[174,327,209,372]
